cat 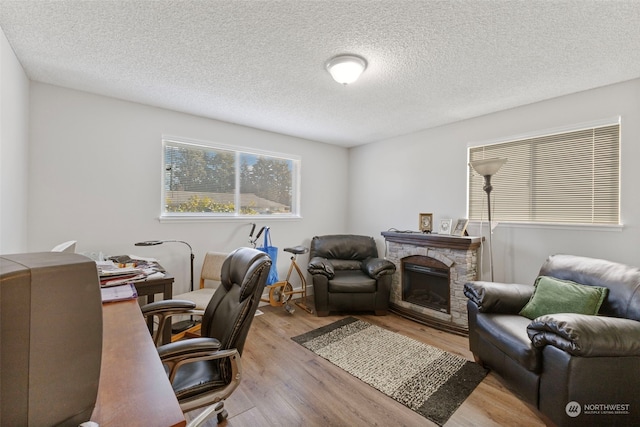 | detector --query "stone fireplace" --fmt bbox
[382,231,482,335]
